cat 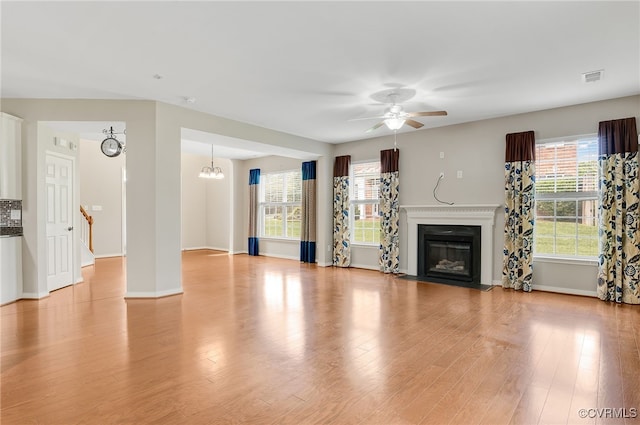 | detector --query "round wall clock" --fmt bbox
[101,137,123,157]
